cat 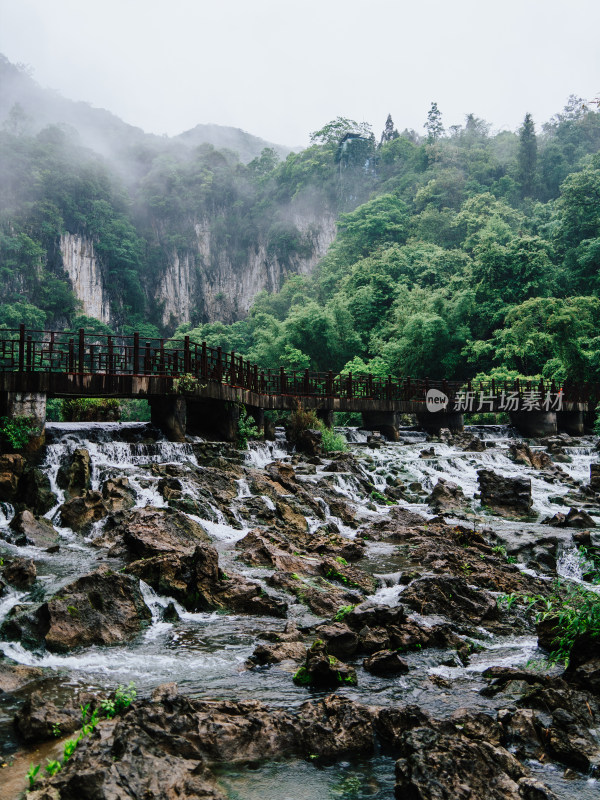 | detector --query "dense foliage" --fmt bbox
[1,74,599,384]
[176,101,600,384]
